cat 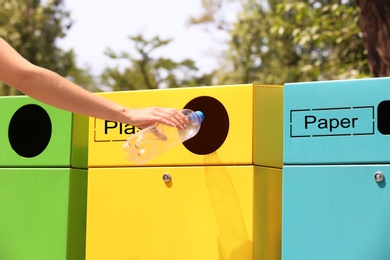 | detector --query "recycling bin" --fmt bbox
[282,77,390,260]
[0,96,88,260]
[85,84,283,259]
